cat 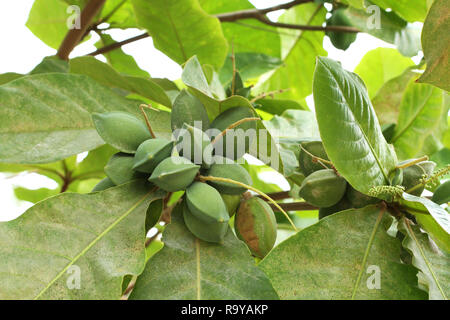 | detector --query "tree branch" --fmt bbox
[87,0,359,56]
[269,201,318,212]
[57,0,106,60]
